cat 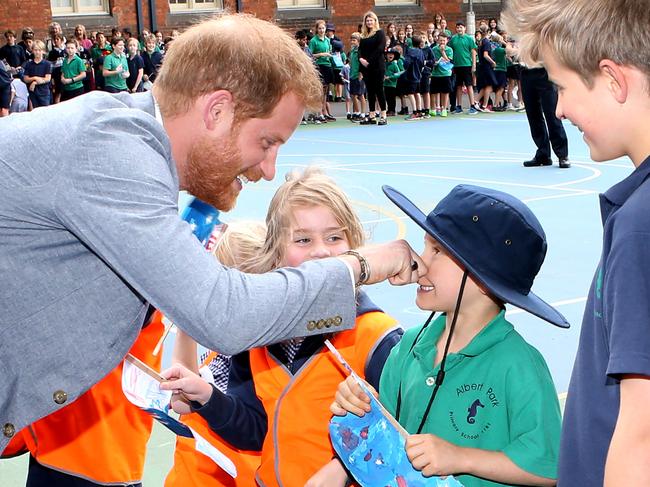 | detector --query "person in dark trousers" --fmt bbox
[520,66,570,168]
[358,11,387,125]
